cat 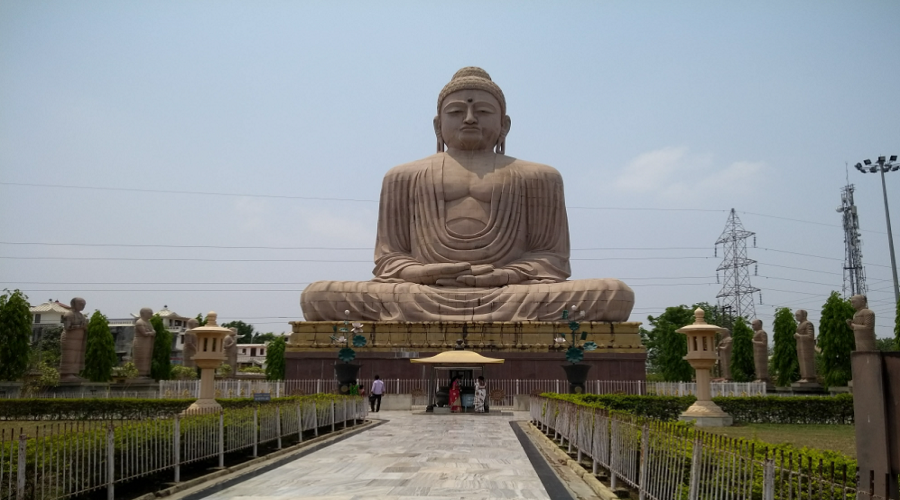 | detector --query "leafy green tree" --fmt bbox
[895,298,899,348]
[642,306,695,382]
[150,314,172,381]
[82,311,117,382]
[0,289,33,381]
[222,320,254,343]
[195,313,208,326]
[729,317,755,382]
[265,336,286,380]
[34,326,63,368]
[771,307,799,386]
[876,337,896,352]
[818,291,855,387]
[253,332,277,343]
